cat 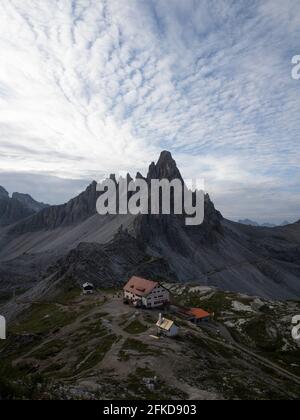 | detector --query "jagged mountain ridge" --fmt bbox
[7,150,209,235]
[0,186,9,198]
[0,151,299,300]
[0,186,48,227]
[8,181,98,233]
[12,193,48,214]
[238,219,291,228]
